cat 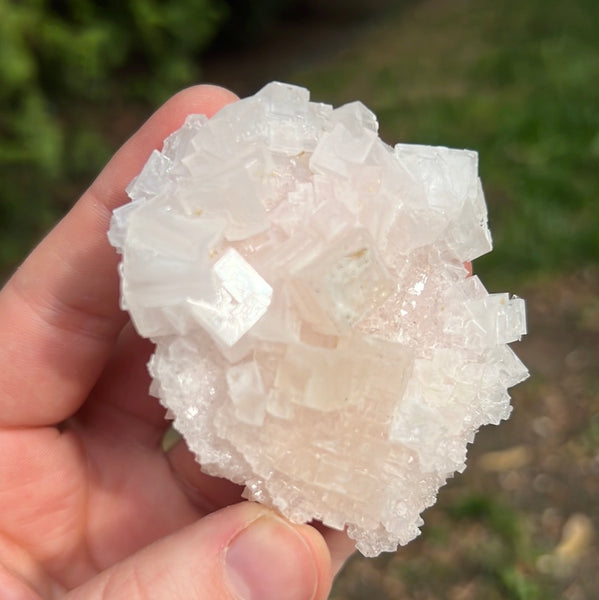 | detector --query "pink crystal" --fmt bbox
[109,82,528,556]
